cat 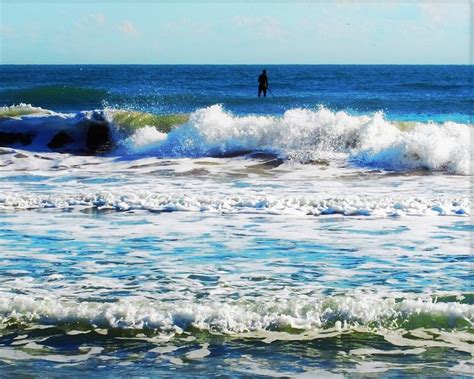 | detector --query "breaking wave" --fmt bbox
[1,294,472,334]
[0,104,471,174]
[0,191,469,217]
